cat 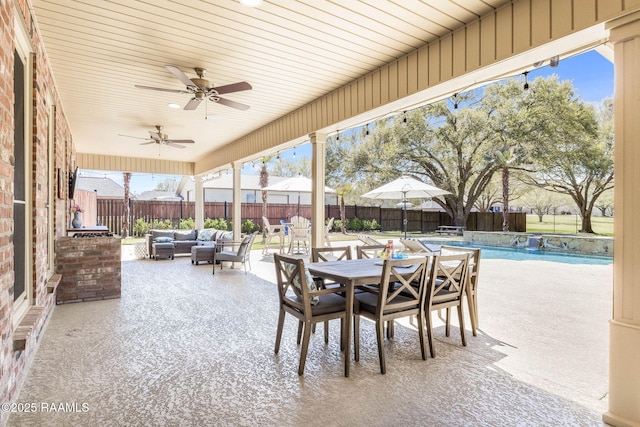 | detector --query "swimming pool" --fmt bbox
[419,240,613,265]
